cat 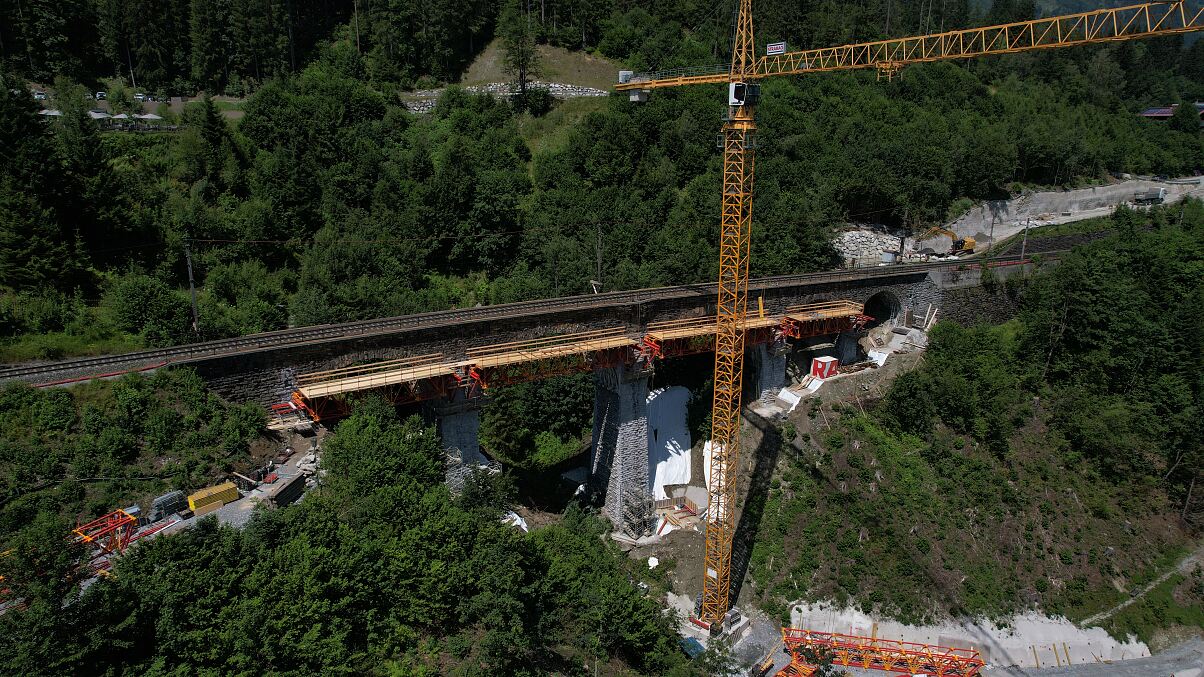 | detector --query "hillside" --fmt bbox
[463,38,621,90]
[739,204,1203,645]
[2,0,1204,672]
